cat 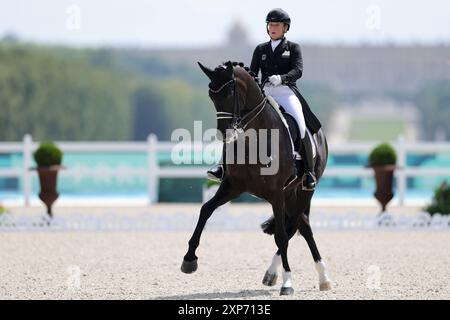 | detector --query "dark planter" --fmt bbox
[31,165,64,218]
[372,165,396,213]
